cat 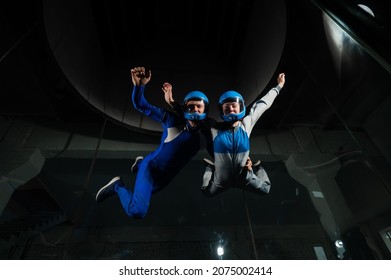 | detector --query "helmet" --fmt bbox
[219,90,245,121]
[182,91,209,120]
